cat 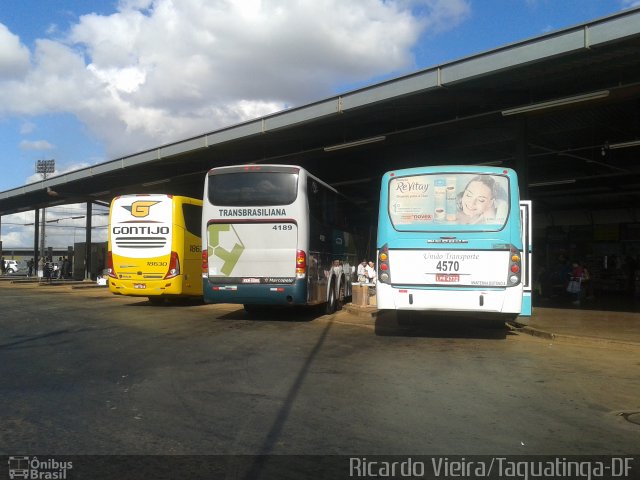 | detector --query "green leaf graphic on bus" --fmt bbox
[207,224,245,276]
